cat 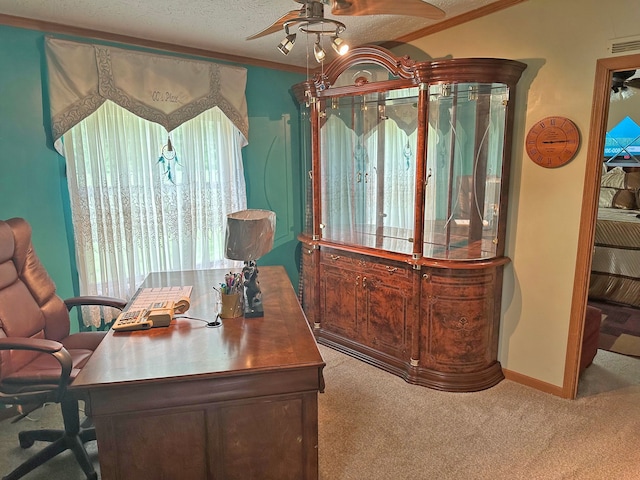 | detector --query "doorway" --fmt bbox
[566,52,640,399]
